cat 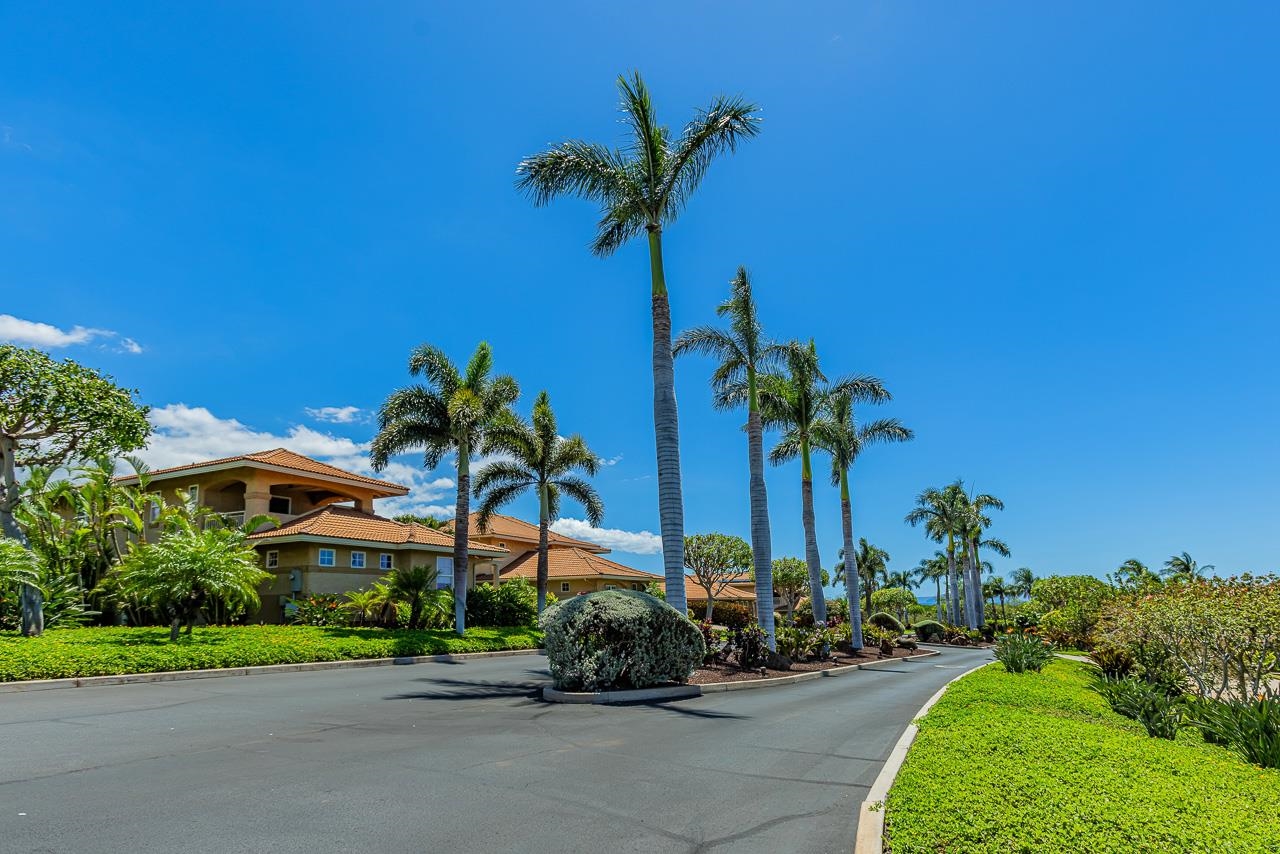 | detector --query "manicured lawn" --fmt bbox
[885,660,1280,853]
[0,625,543,682]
